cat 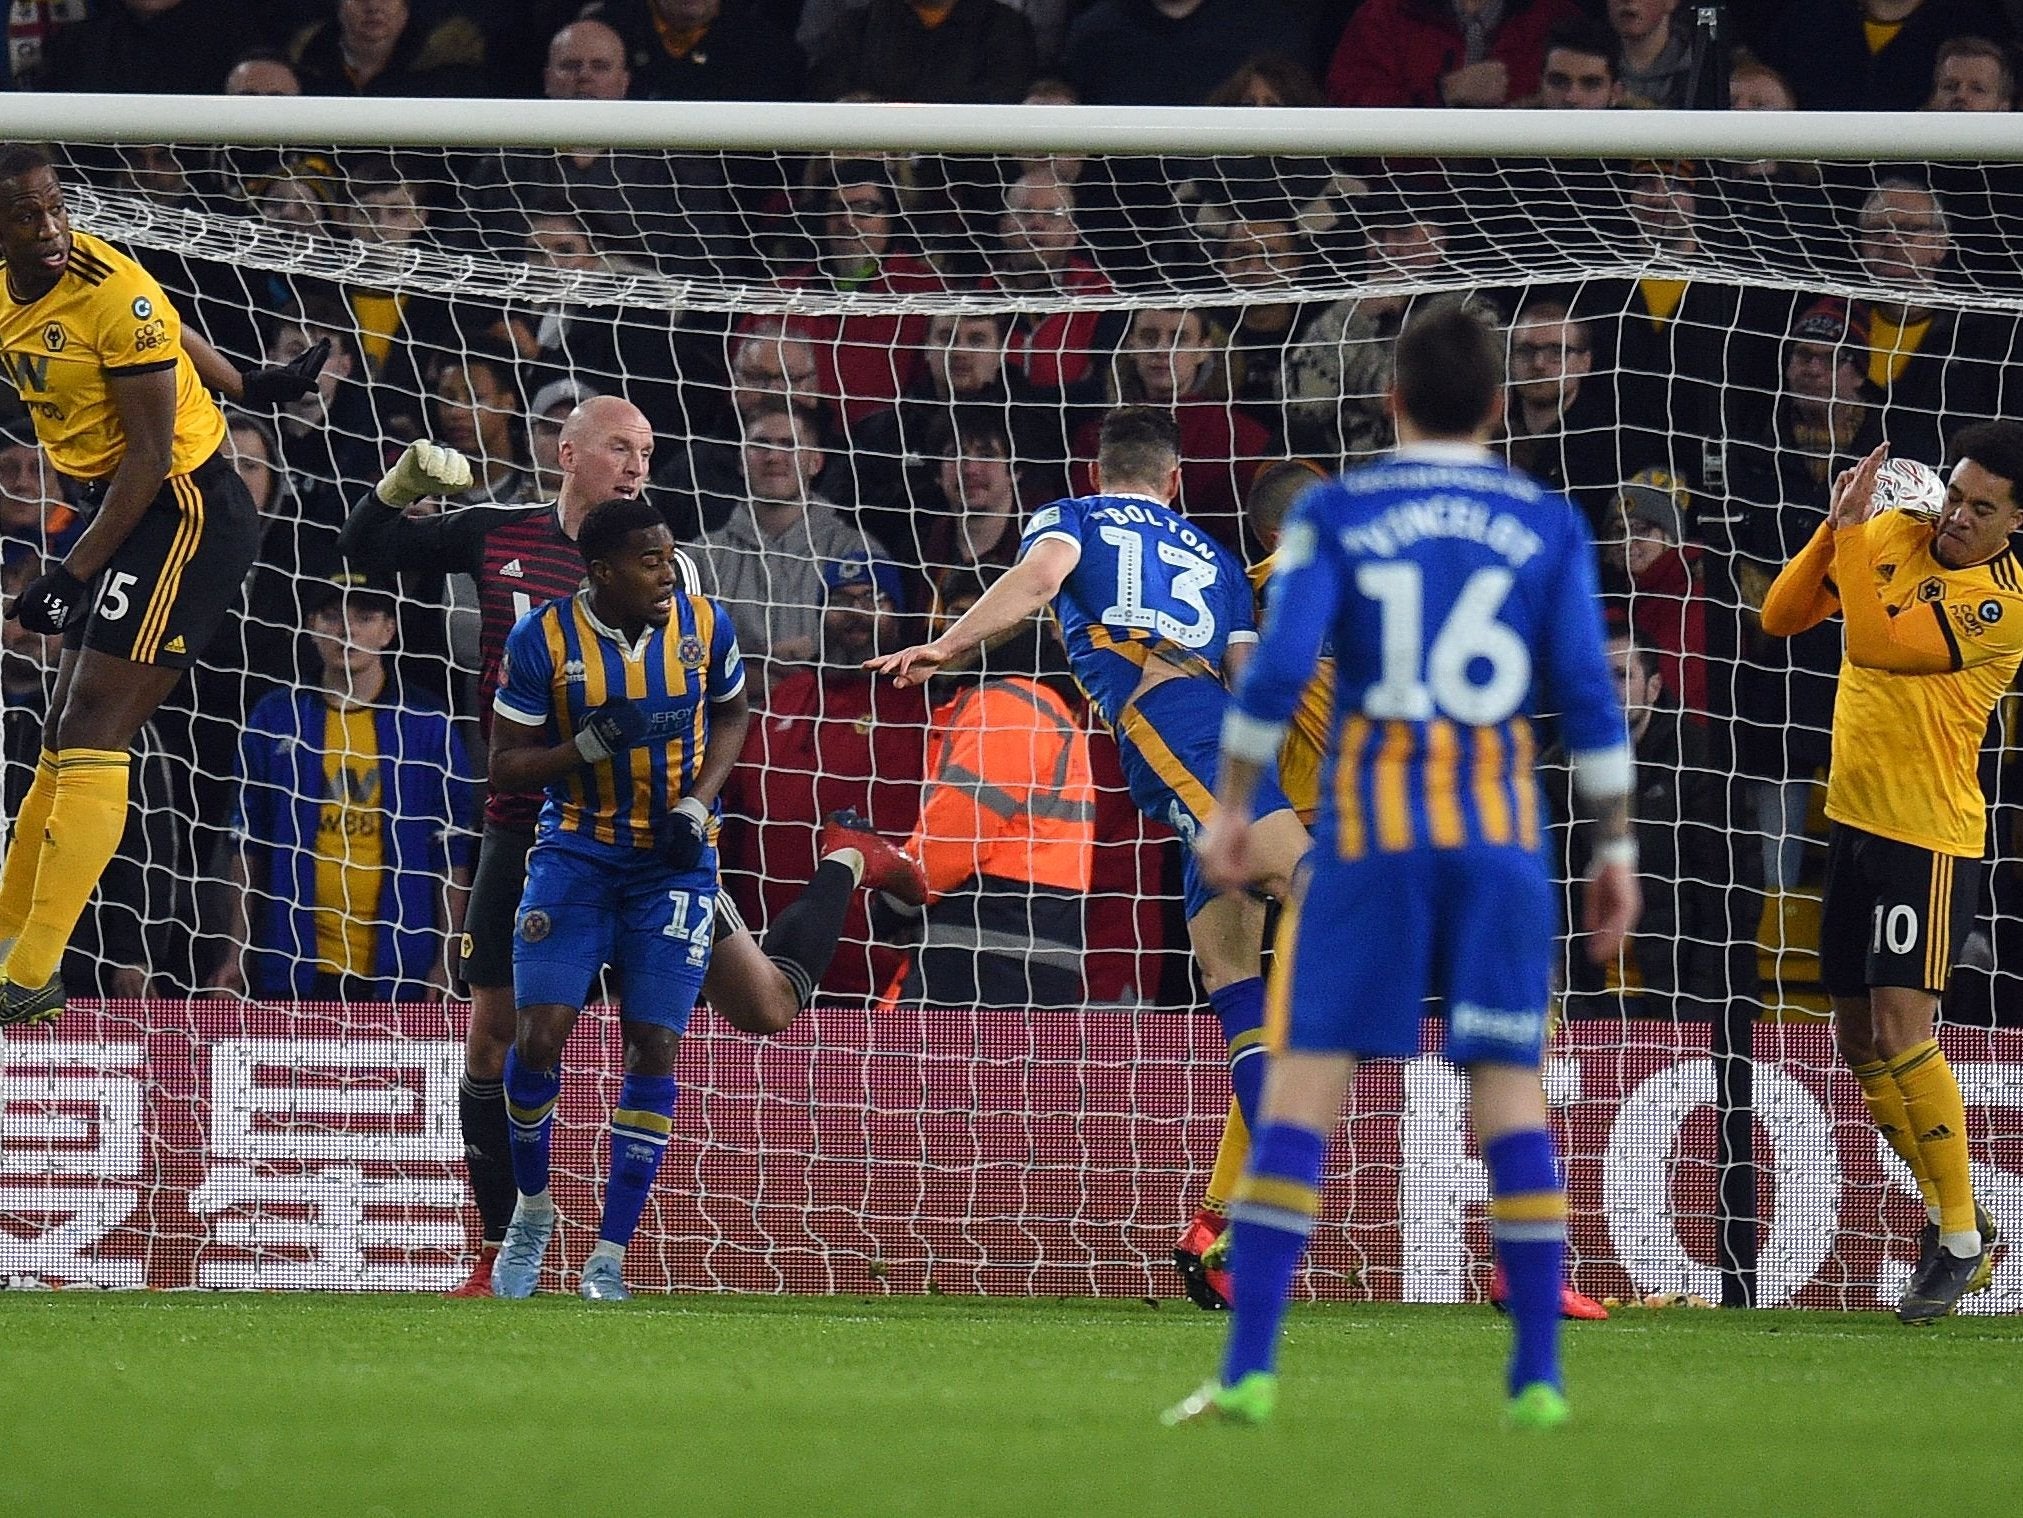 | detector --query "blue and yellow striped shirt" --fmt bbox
[1230,445,1627,862]
[494,588,745,850]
